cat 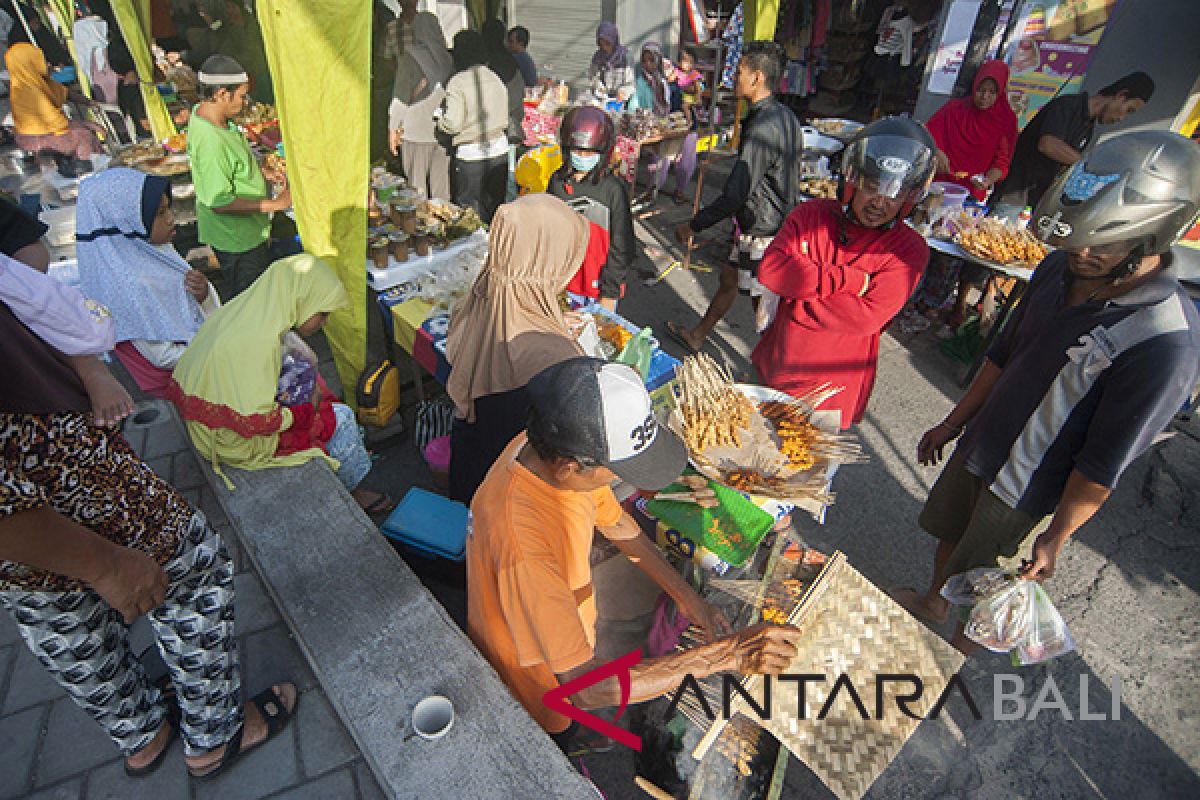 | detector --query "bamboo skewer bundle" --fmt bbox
[675,354,755,453]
